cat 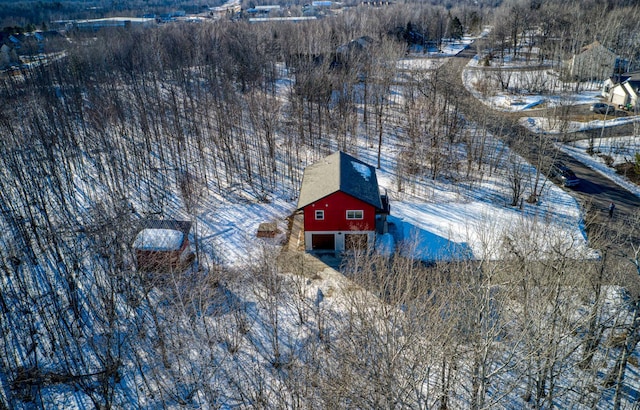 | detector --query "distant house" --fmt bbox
[296,151,389,252]
[246,5,281,15]
[565,41,616,81]
[603,72,640,110]
[302,1,342,14]
[133,220,194,271]
[361,1,394,6]
[602,76,620,99]
[333,36,374,69]
[10,32,44,55]
[0,32,26,69]
[336,35,374,58]
[208,0,241,19]
[73,17,157,31]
